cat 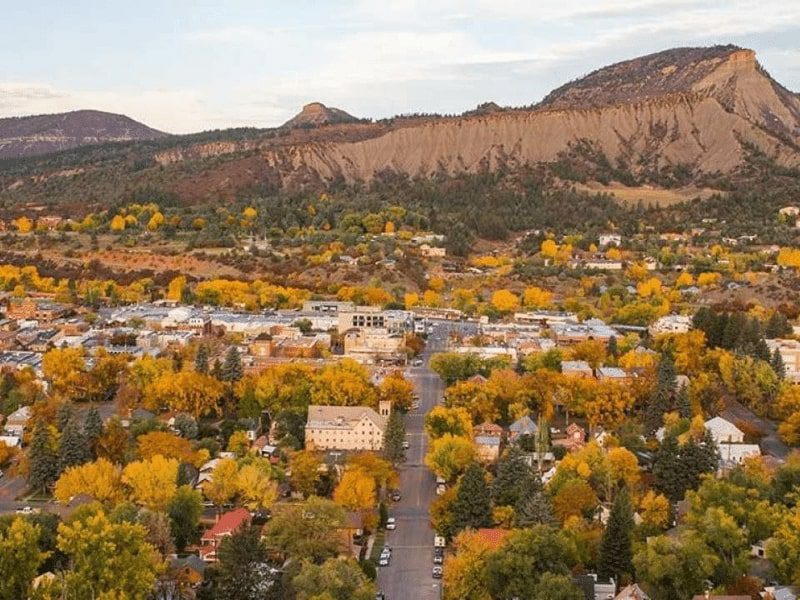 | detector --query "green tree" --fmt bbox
[167,485,203,551]
[484,526,573,600]
[515,473,555,527]
[0,518,49,600]
[28,422,59,494]
[598,487,635,583]
[675,385,691,419]
[452,463,492,533]
[222,347,243,383]
[383,410,405,465]
[292,557,376,600]
[58,417,90,471]
[263,497,346,563]
[214,523,273,600]
[772,348,786,380]
[766,507,800,586]
[492,446,532,507]
[530,573,584,600]
[645,355,676,434]
[195,344,209,375]
[694,506,749,586]
[634,532,718,600]
[83,406,104,457]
